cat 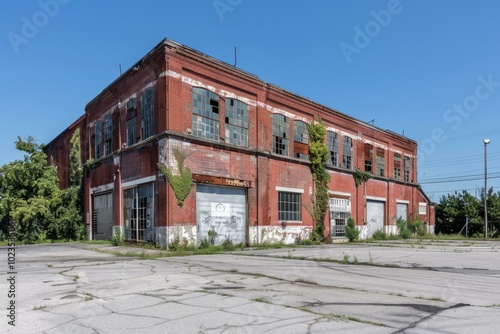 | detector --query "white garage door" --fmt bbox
[196,185,246,245]
[366,200,385,238]
[92,193,113,240]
